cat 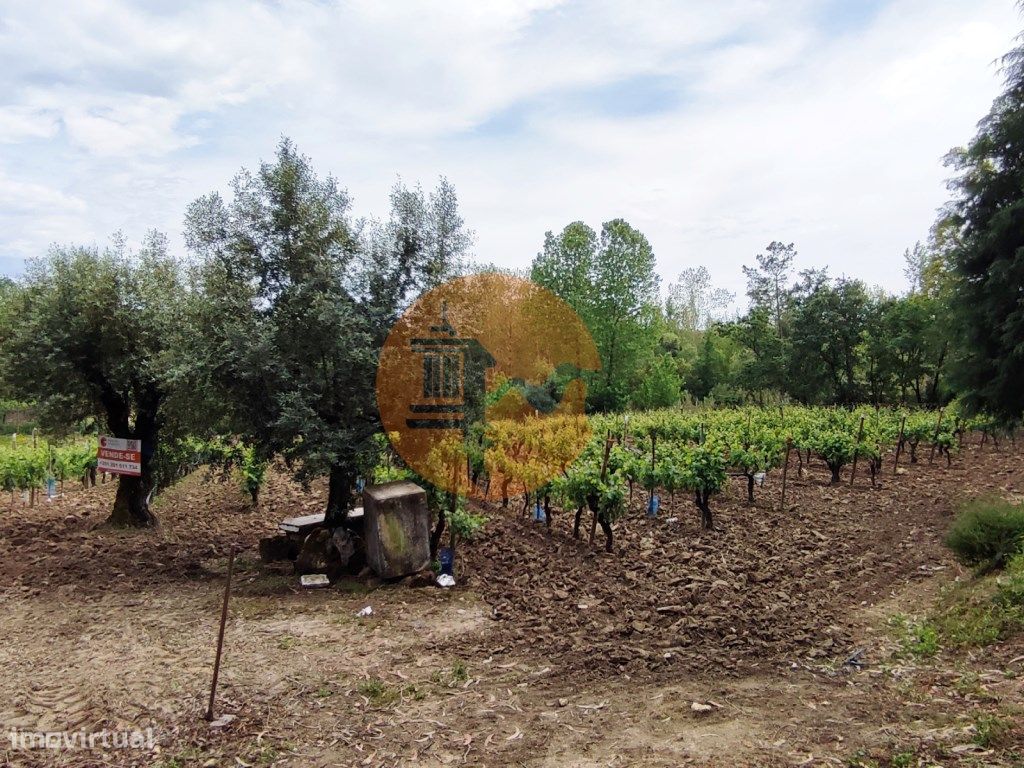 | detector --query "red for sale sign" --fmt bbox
[97,436,142,477]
